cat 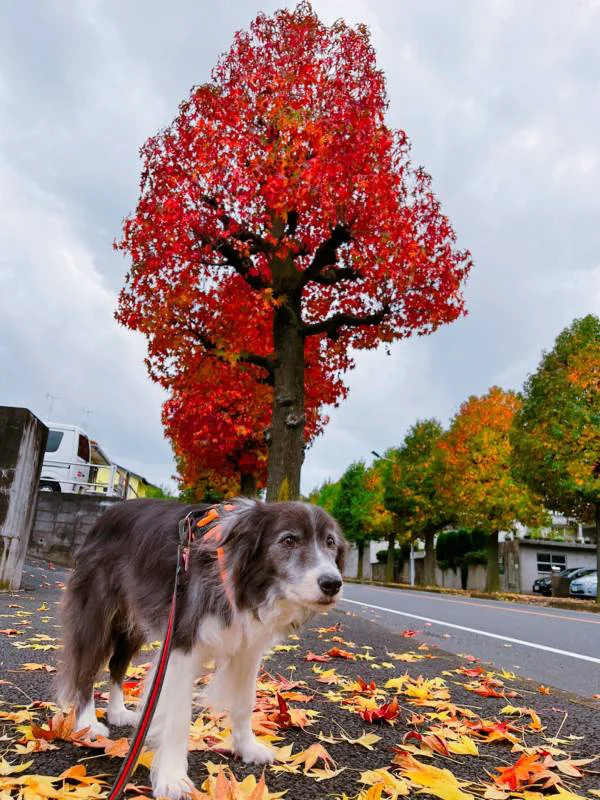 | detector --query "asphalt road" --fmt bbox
[341,583,600,697]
